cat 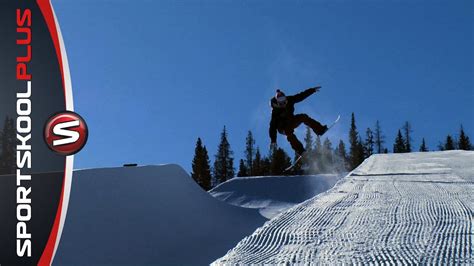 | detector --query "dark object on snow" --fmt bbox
[123,163,138,167]
[269,87,327,155]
